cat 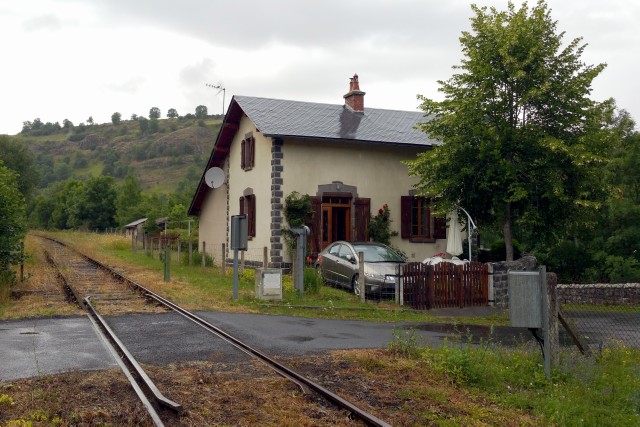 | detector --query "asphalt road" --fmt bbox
[0,309,550,381]
[1,311,453,380]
